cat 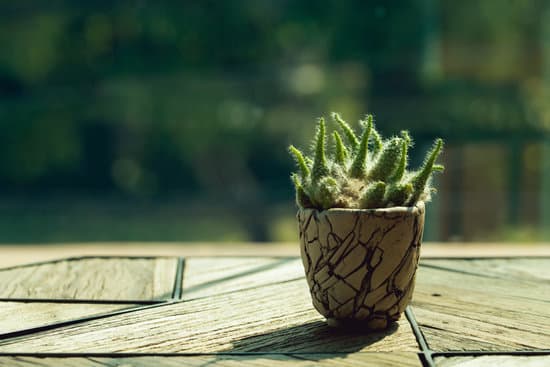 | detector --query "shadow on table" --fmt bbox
[227,319,400,360]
